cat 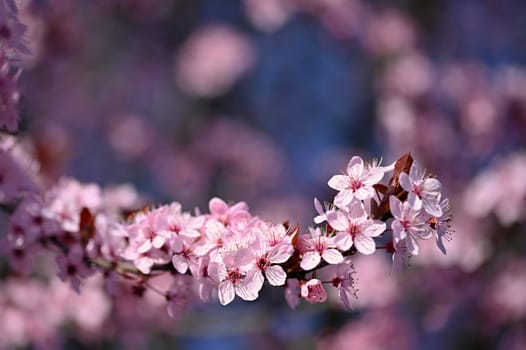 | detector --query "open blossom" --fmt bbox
[56,245,94,293]
[327,200,386,254]
[318,259,356,310]
[245,235,293,288]
[301,279,328,304]
[158,202,204,238]
[208,254,261,305]
[171,235,202,275]
[399,162,443,217]
[208,197,251,225]
[328,156,386,208]
[389,196,430,255]
[300,227,344,271]
[425,198,453,255]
